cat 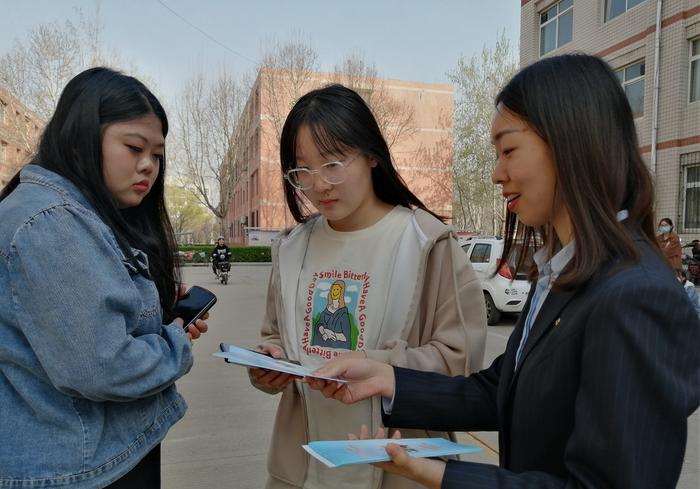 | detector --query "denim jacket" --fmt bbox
[0,165,193,488]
